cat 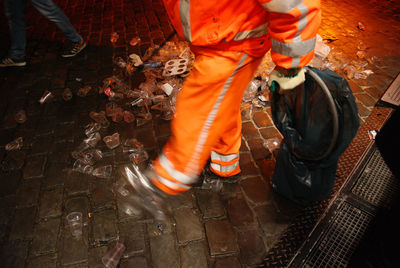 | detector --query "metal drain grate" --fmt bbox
[352,149,400,207]
[303,202,373,268]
